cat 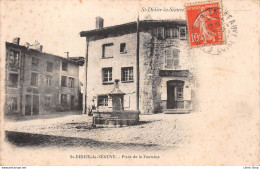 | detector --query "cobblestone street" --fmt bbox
[4,112,191,151]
